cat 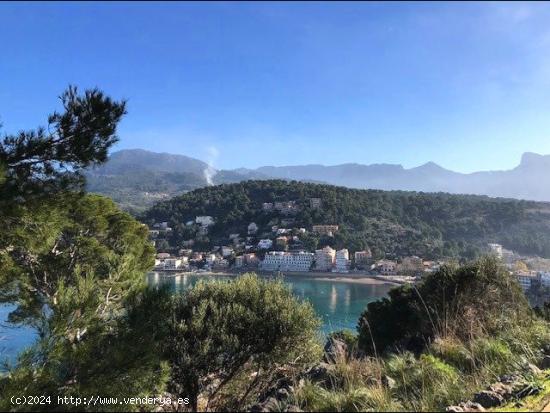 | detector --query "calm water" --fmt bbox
[147,272,392,334]
[0,273,392,363]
